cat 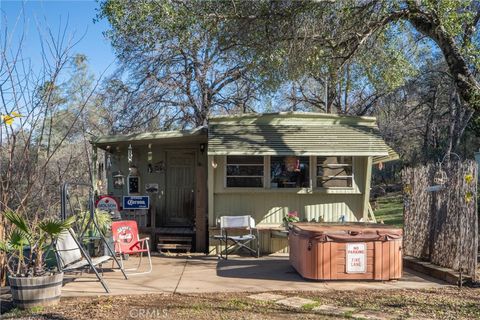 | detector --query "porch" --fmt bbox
[92,127,209,253]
